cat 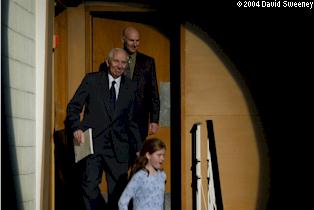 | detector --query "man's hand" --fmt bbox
[148,122,159,135]
[73,129,84,144]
